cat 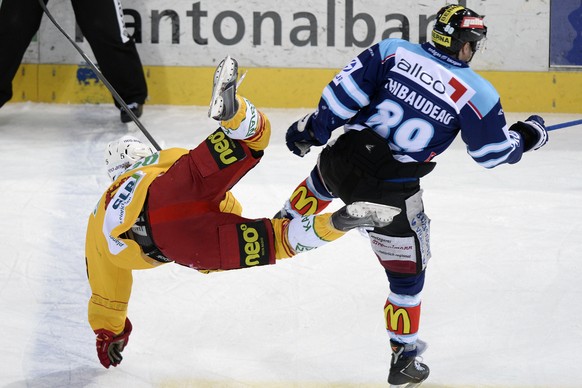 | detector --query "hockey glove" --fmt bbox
[95,317,133,368]
[509,115,548,152]
[286,113,326,157]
